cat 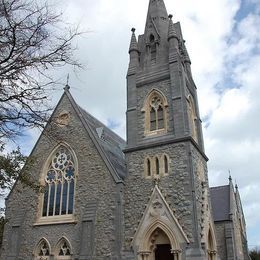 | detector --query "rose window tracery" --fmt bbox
[42,146,76,217]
